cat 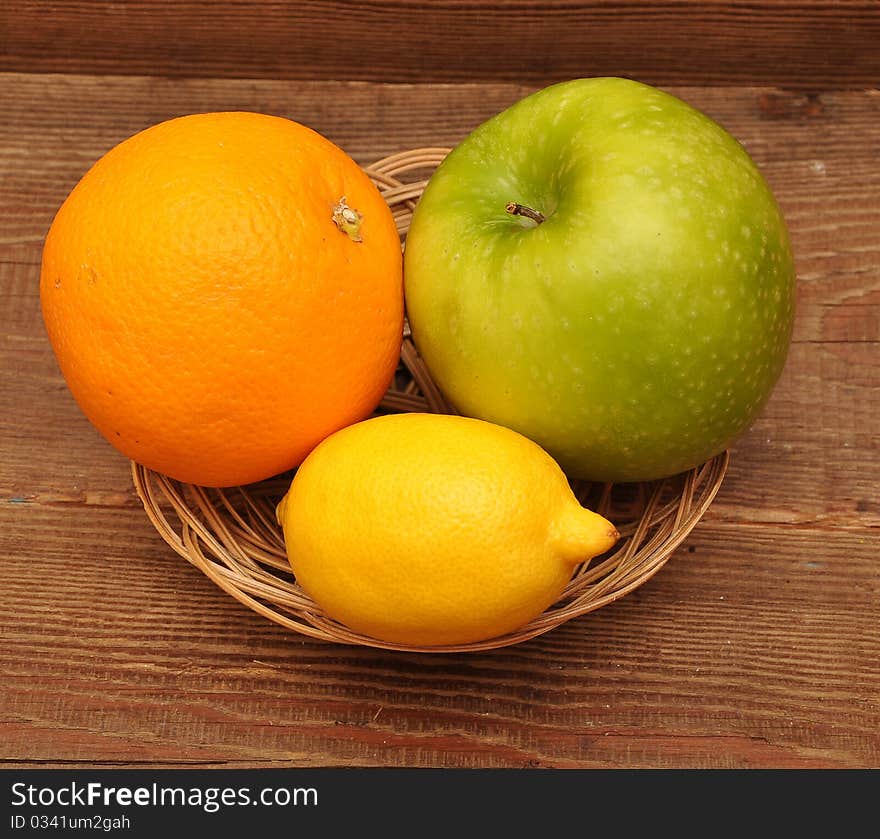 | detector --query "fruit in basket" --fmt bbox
[40,111,404,487]
[403,77,796,482]
[275,412,619,647]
